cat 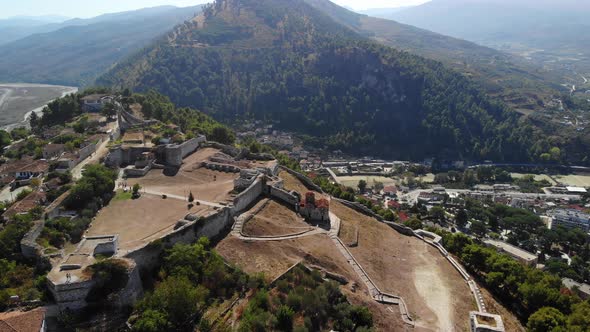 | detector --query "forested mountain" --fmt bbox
[0,6,202,86]
[304,0,564,112]
[386,0,590,78]
[99,0,558,162]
